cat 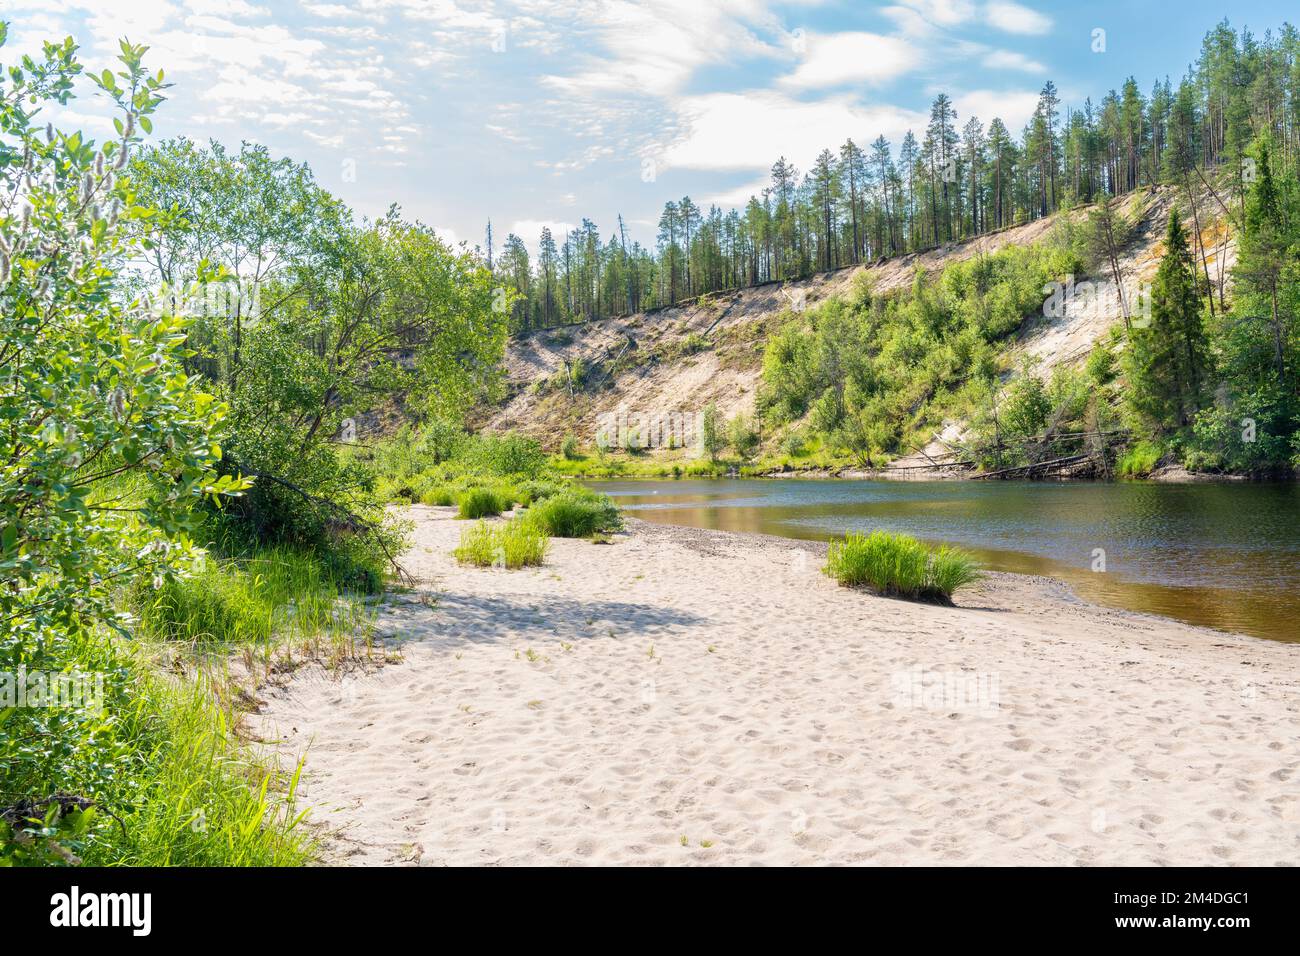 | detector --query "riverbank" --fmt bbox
[553,453,1286,484]
[251,508,1299,865]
